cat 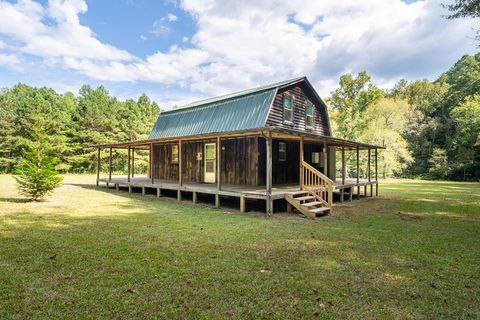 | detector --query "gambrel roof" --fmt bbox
[149,77,330,139]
